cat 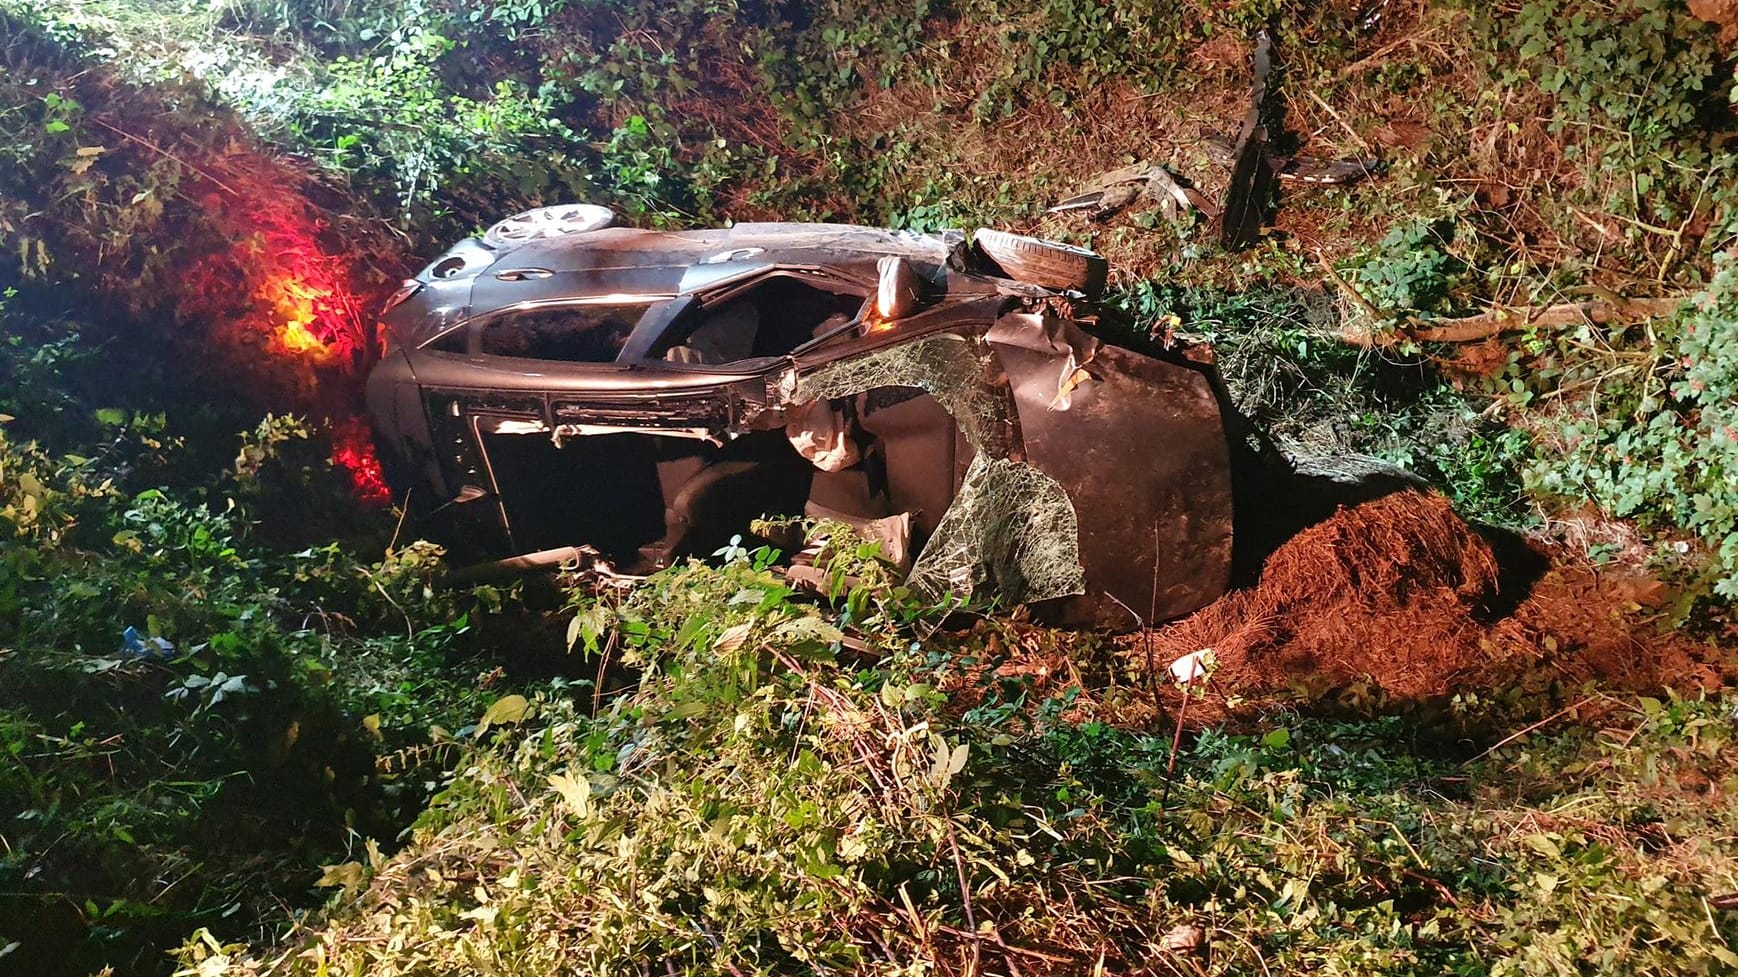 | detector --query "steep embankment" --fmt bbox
[2,1,1737,975]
